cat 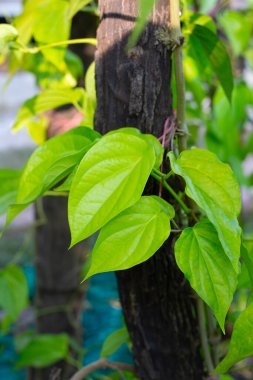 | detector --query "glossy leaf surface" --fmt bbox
[175,220,237,330]
[0,169,21,215]
[17,127,98,203]
[85,196,174,279]
[69,132,156,245]
[169,148,241,272]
